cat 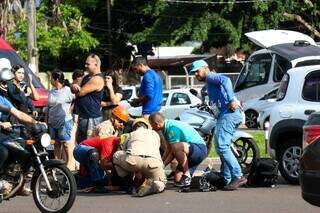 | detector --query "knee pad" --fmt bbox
[88,148,100,166]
